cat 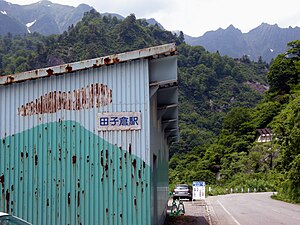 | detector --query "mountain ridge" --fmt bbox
[185,23,300,62]
[0,0,164,35]
[0,0,94,35]
[1,1,299,62]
